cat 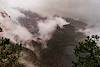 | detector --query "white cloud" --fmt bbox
[38,16,69,41]
[1,0,100,40]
